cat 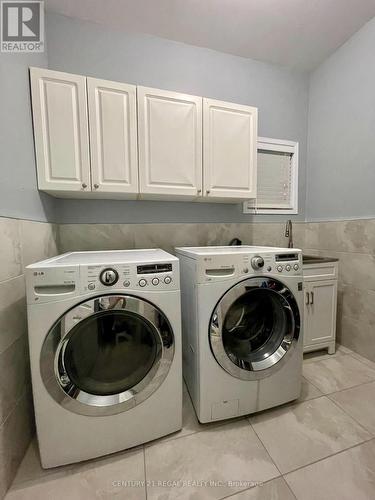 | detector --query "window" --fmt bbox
[243,137,298,215]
